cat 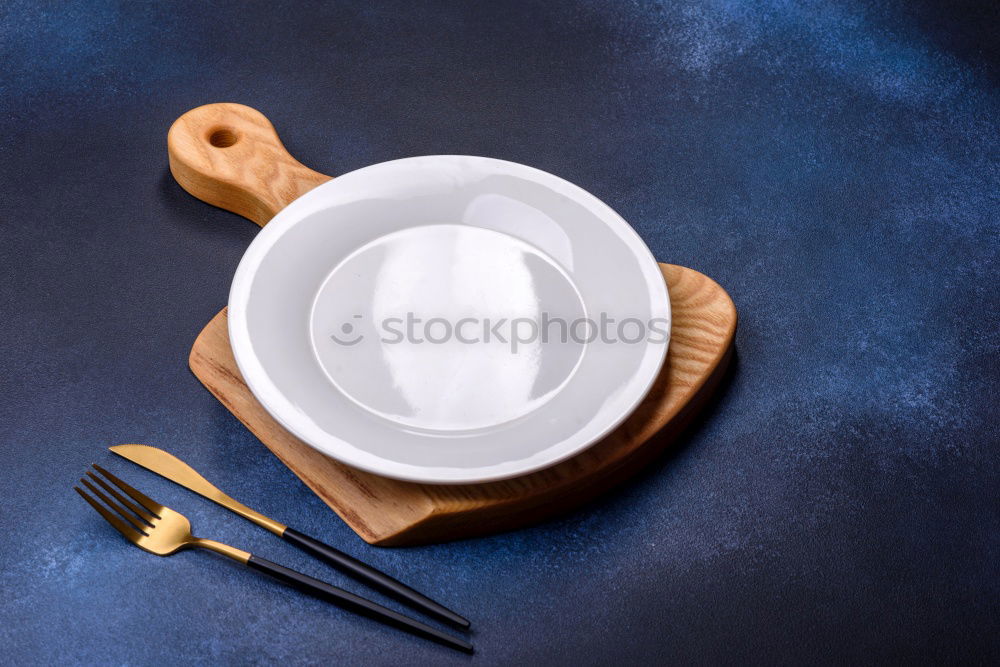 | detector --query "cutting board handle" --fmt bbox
[167,103,332,226]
